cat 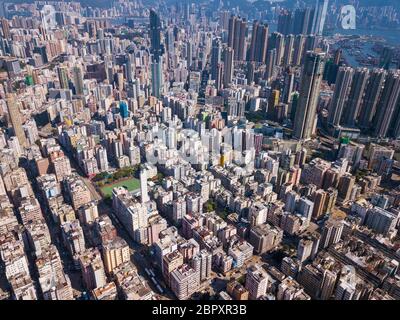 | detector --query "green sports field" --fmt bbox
[100,178,141,197]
